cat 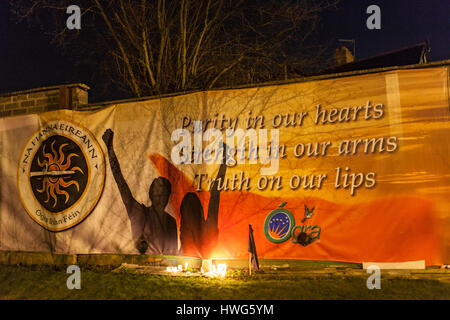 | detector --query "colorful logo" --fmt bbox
[264,203,321,246]
[17,120,105,231]
[264,202,295,243]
